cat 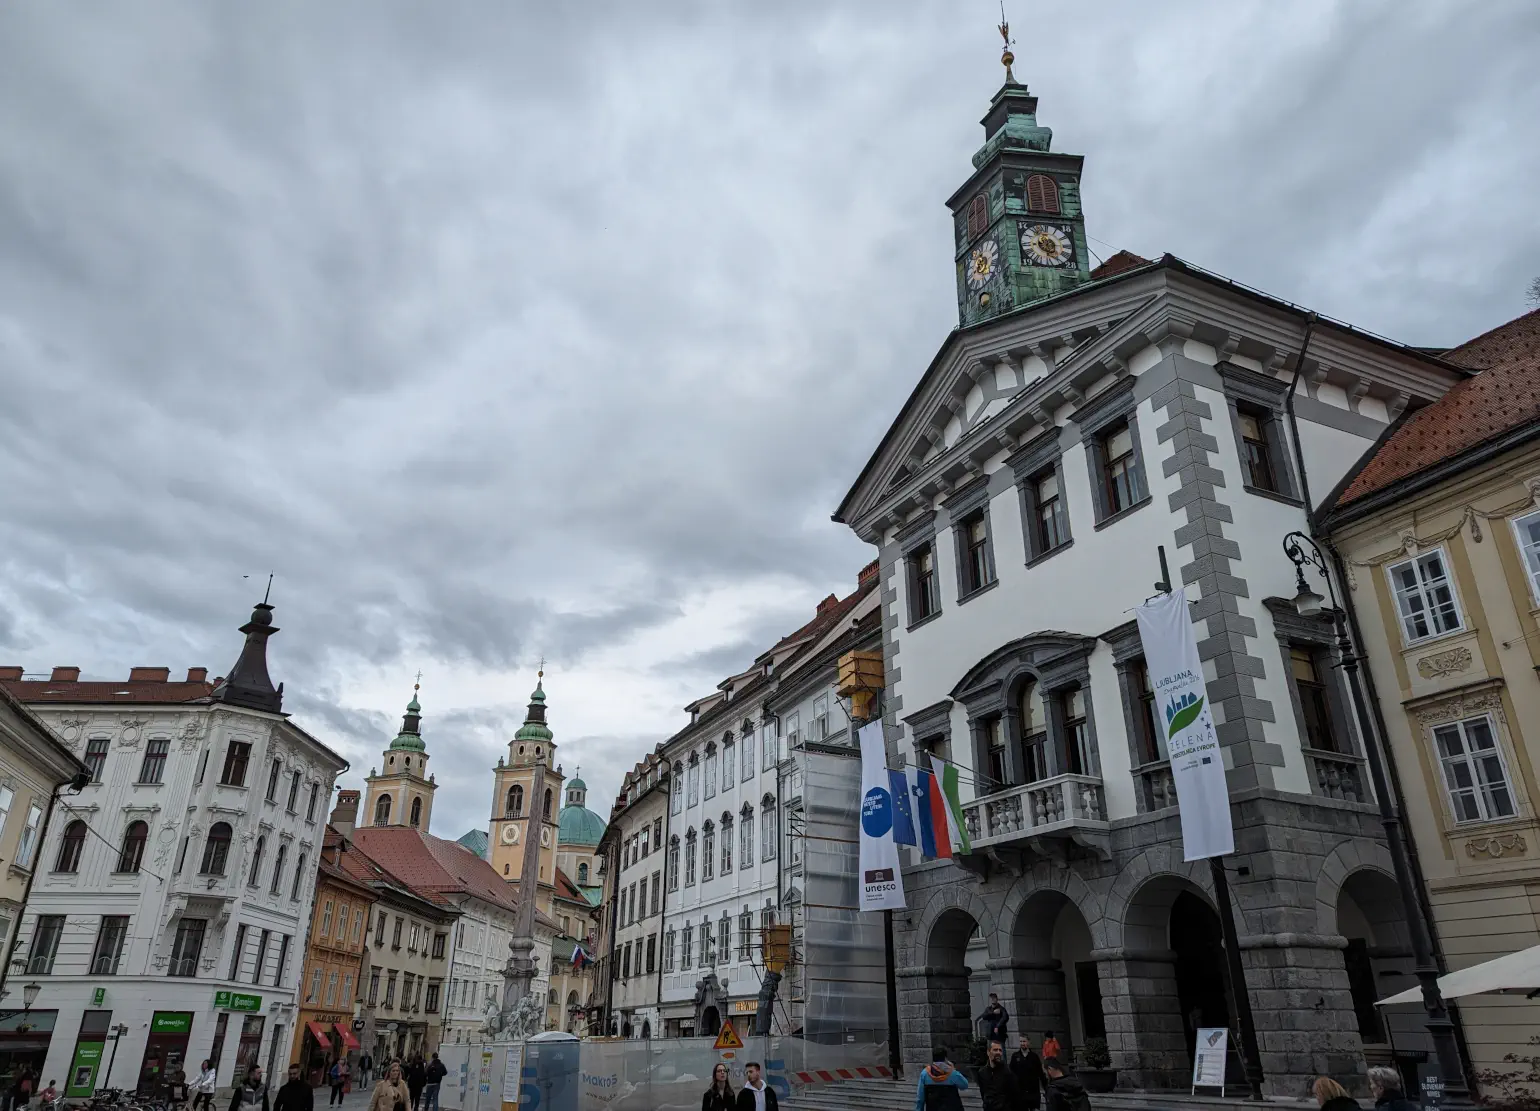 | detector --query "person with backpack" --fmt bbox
[421,1055,447,1111]
[1043,1057,1090,1111]
[229,1066,270,1111]
[913,1048,969,1111]
[327,1059,349,1108]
